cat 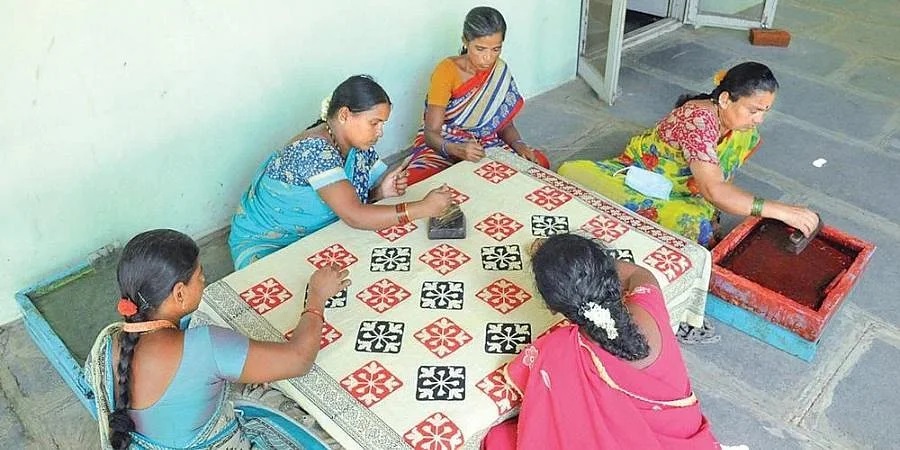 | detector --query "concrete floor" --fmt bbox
[3,0,899,448]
